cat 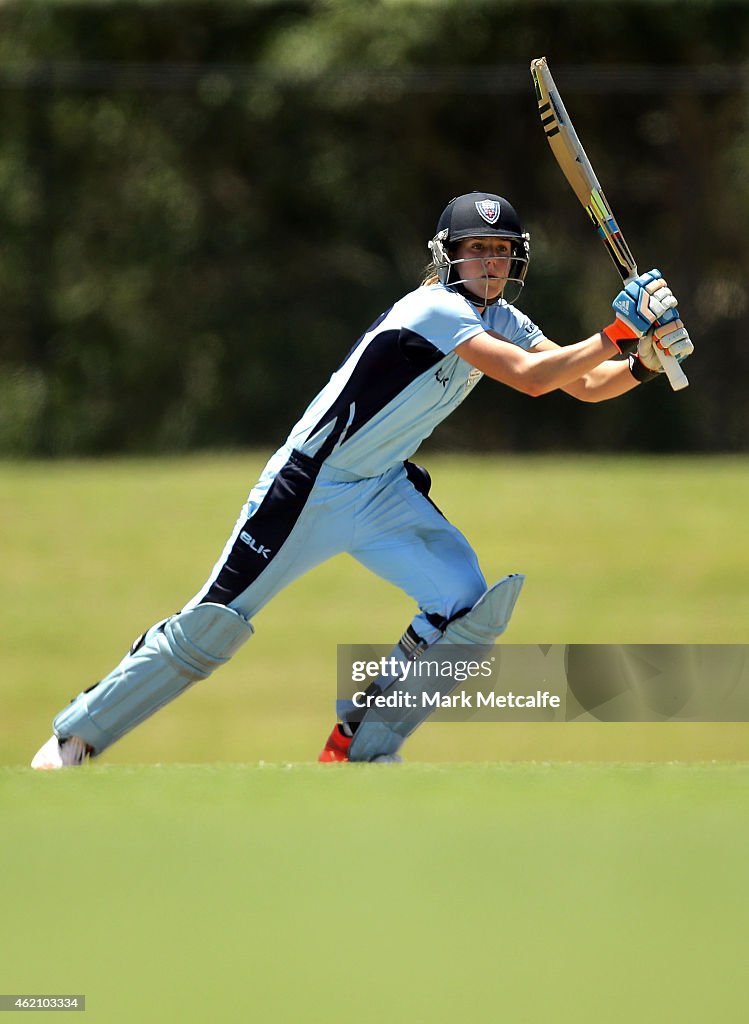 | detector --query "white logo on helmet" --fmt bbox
[475,199,501,225]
